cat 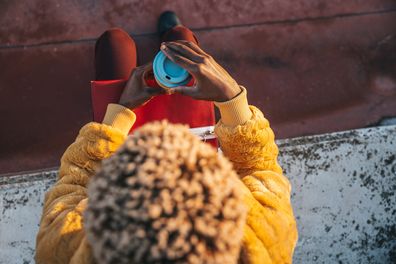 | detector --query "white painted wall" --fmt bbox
[1,125,395,263]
